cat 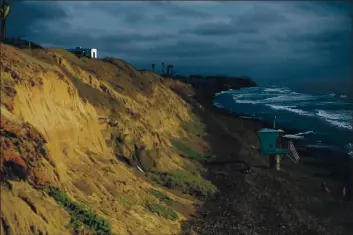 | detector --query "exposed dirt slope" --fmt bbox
[0,44,212,235]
